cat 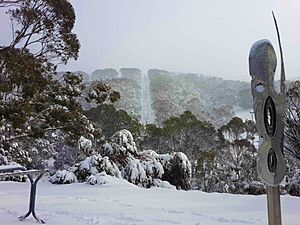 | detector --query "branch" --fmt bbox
[0,0,21,7]
[0,125,67,144]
